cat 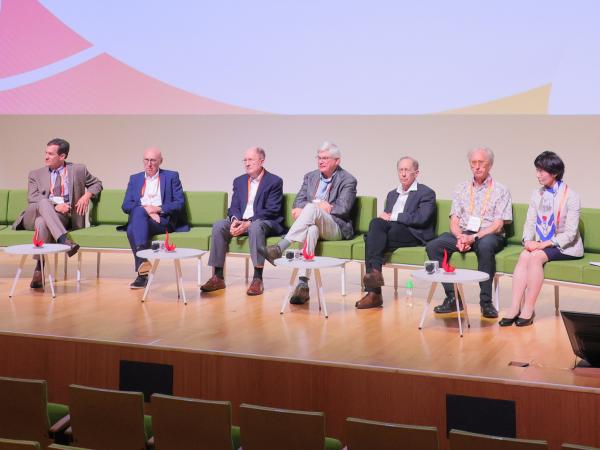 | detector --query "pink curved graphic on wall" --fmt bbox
[0,0,91,78]
[0,0,259,114]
